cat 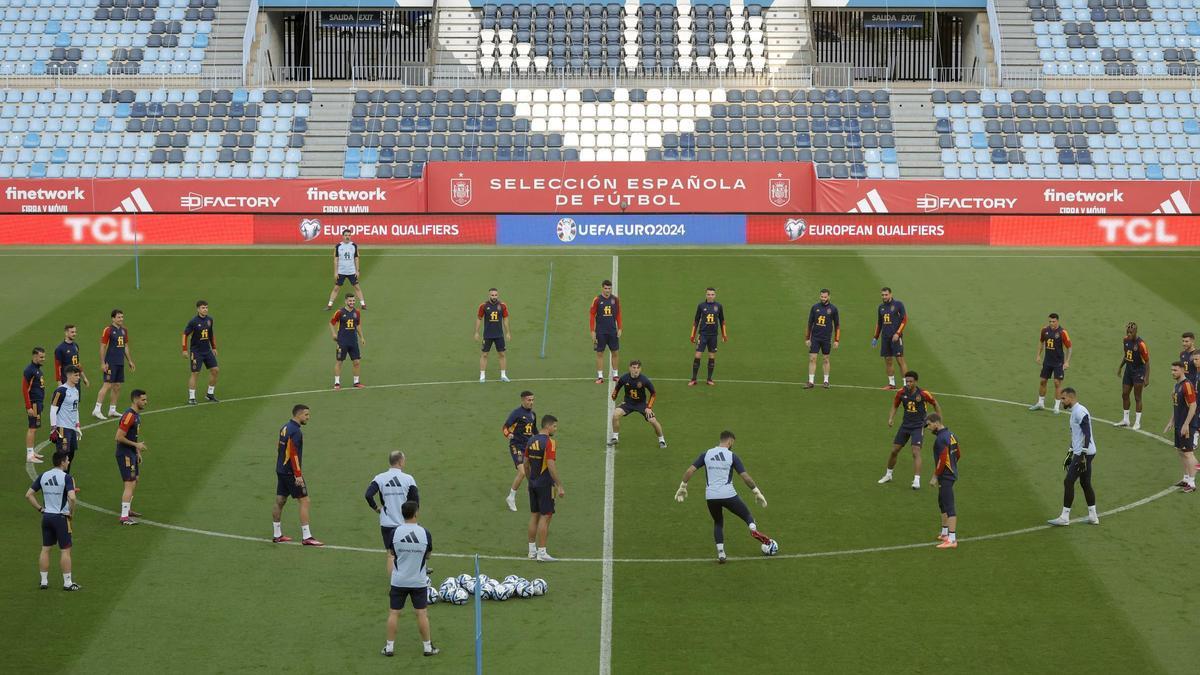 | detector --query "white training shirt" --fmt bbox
[335,241,358,275]
[390,523,432,588]
[692,446,746,500]
[50,384,80,431]
[371,467,418,528]
[33,467,74,515]
[1069,402,1097,456]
